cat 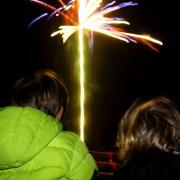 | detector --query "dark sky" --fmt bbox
[1,0,179,150]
